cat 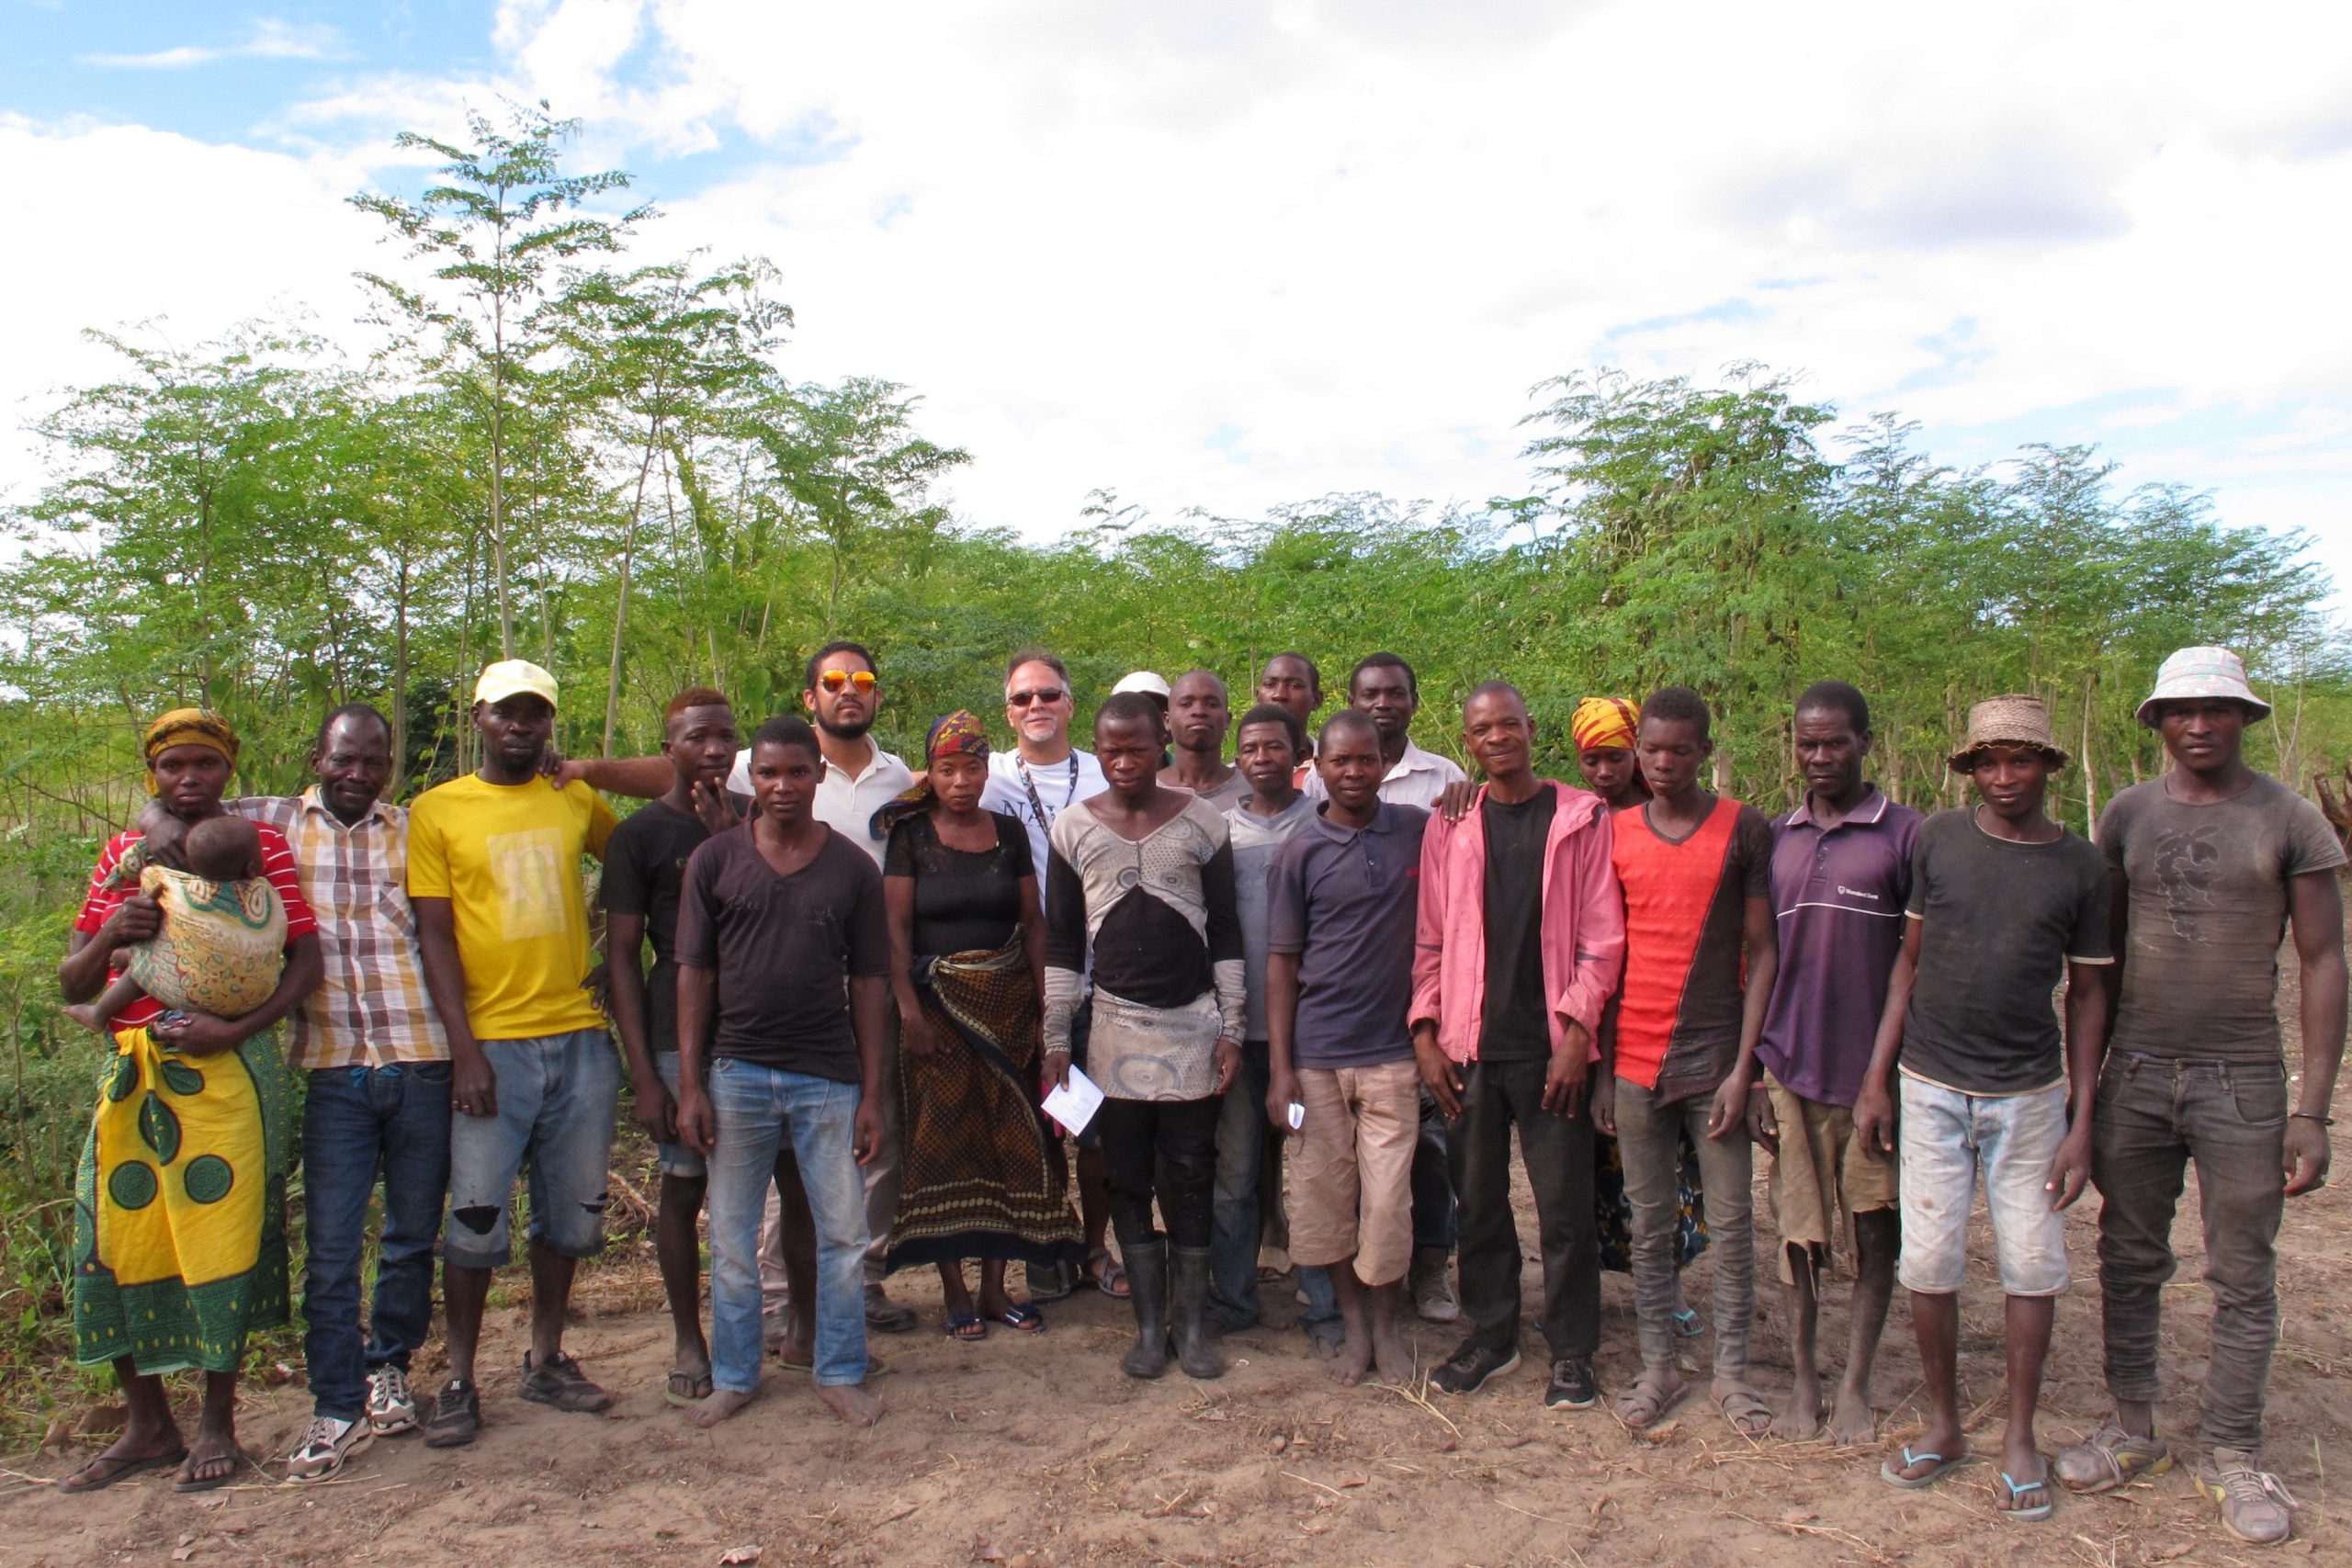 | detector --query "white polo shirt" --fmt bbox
[727,740,914,867]
[1301,736,1467,809]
